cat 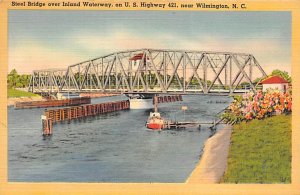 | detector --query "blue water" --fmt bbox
[8,95,231,182]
